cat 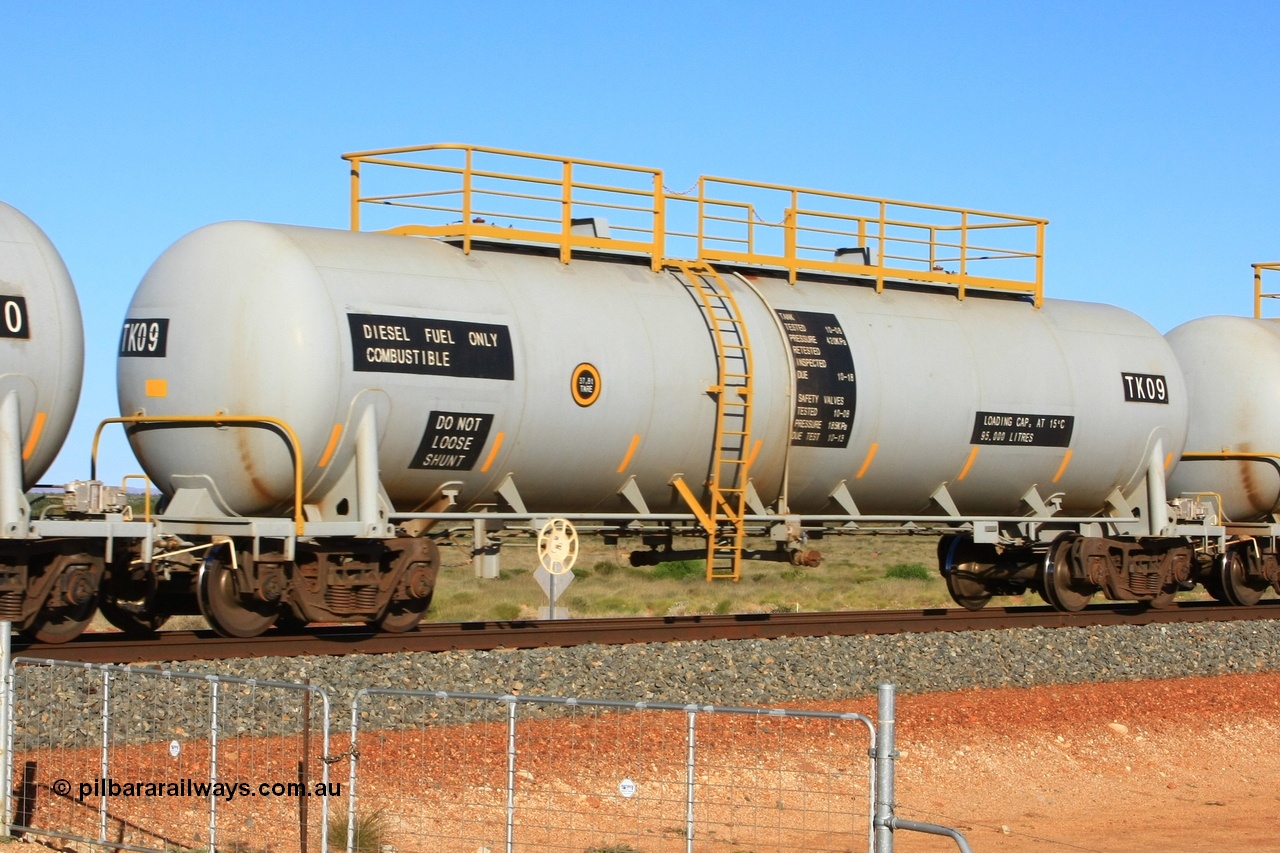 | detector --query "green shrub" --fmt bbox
[592,560,621,576]
[884,562,932,581]
[650,559,704,580]
[491,602,522,620]
[713,598,733,615]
